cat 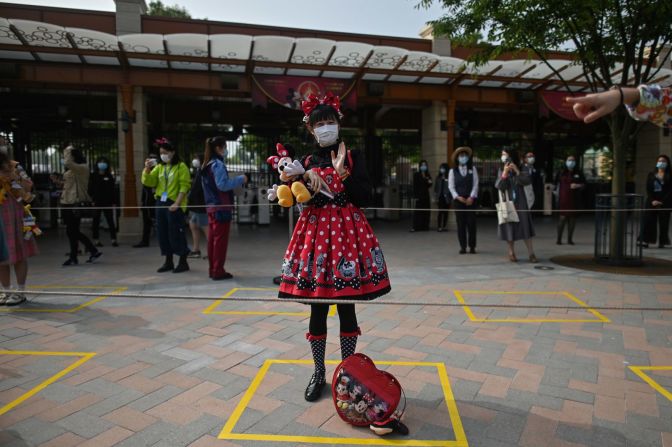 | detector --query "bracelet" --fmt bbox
[610,85,624,105]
